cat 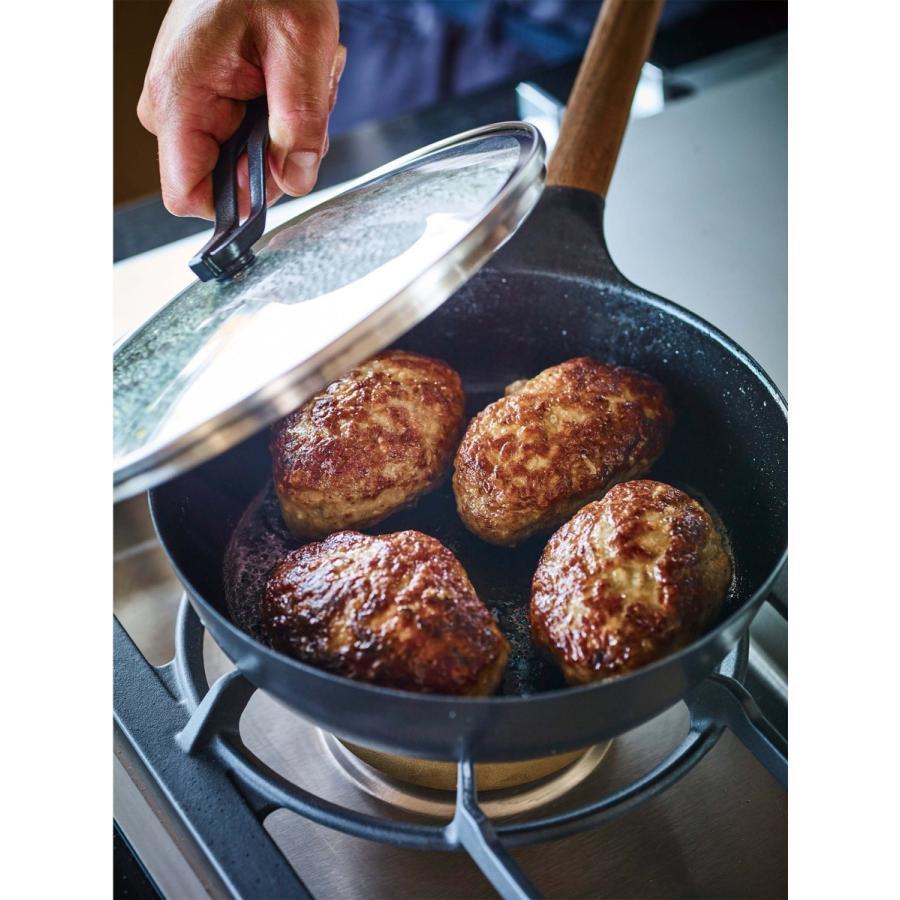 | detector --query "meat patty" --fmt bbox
[271,350,465,539]
[262,530,509,695]
[453,357,673,546]
[530,480,732,684]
